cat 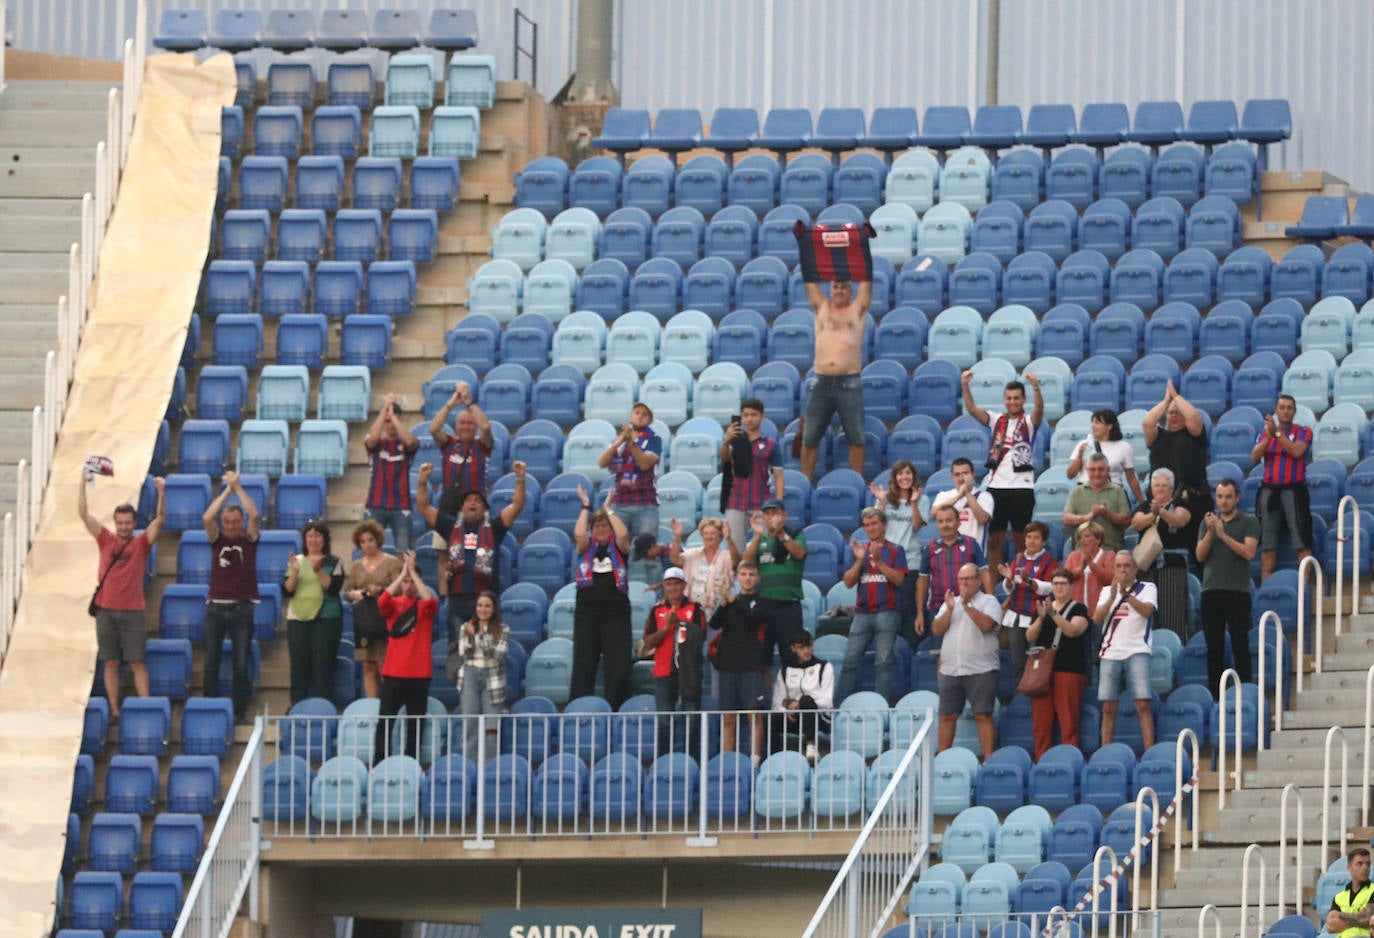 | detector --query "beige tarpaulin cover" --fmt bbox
[0,53,234,937]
